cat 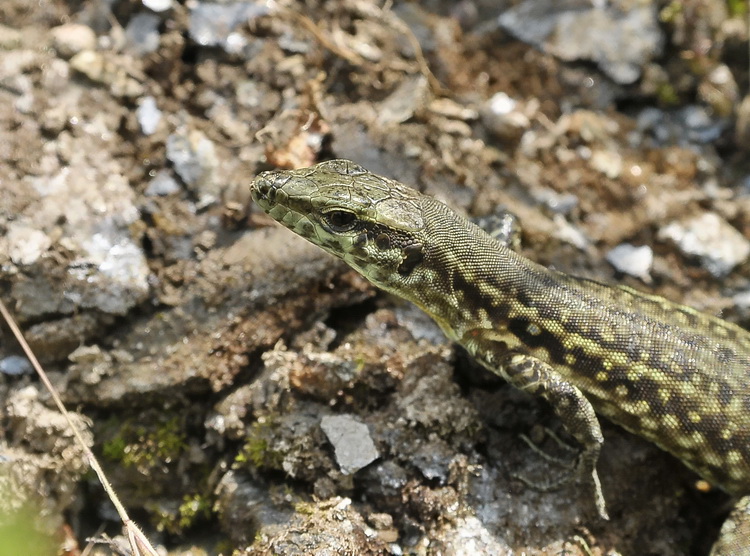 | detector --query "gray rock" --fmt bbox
[166,128,219,202]
[188,2,270,53]
[145,169,180,196]
[0,356,32,376]
[125,13,161,55]
[658,212,750,277]
[320,414,379,475]
[499,0,662,84]
[377,74,430,125]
